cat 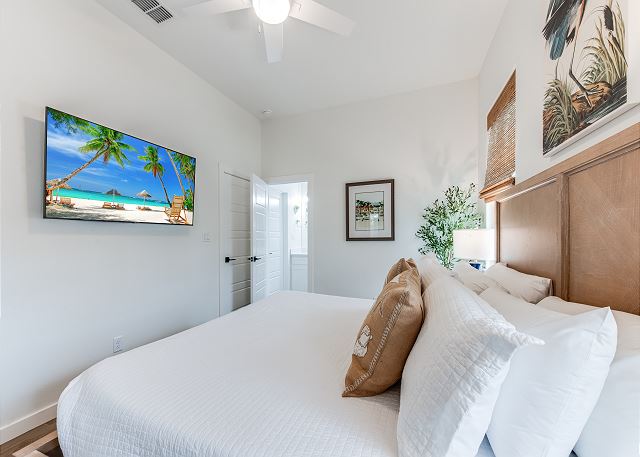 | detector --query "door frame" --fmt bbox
[218,162,251,317]
[265,174,315,293]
